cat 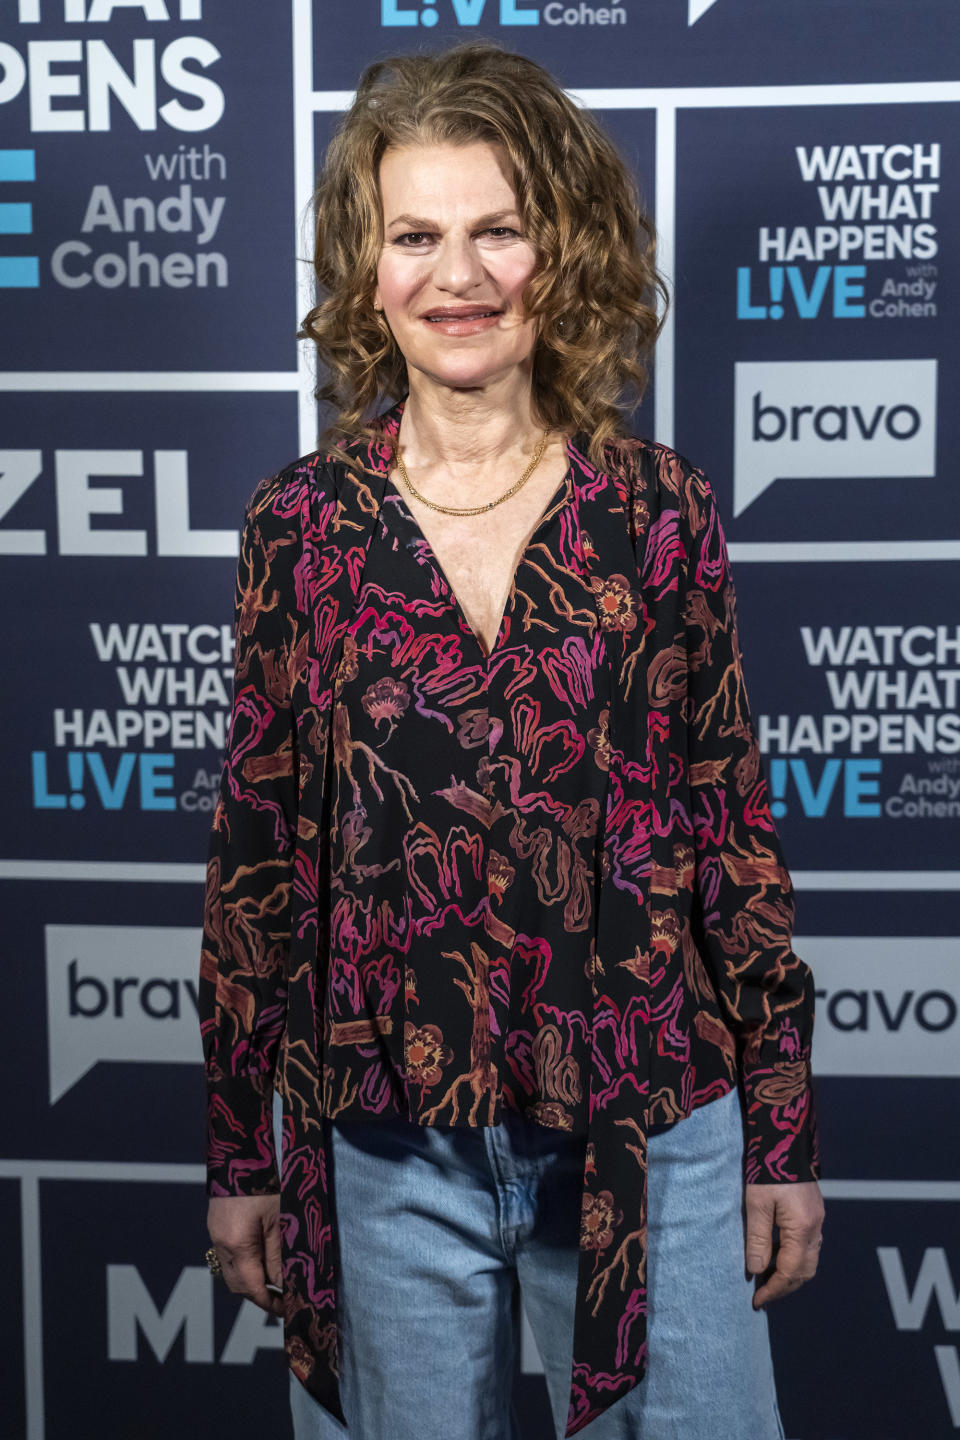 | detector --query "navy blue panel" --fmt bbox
[0,2,295,370]
[674,104,956,546]
[733,563,958,873]
[814,1078,960,1183]
[768,1199,960,1439]
[40,1179,292,1440]
[0,389,299,863]
[313,0,960,89]
[2,880,206,1162]
[0,1181,26,1440]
